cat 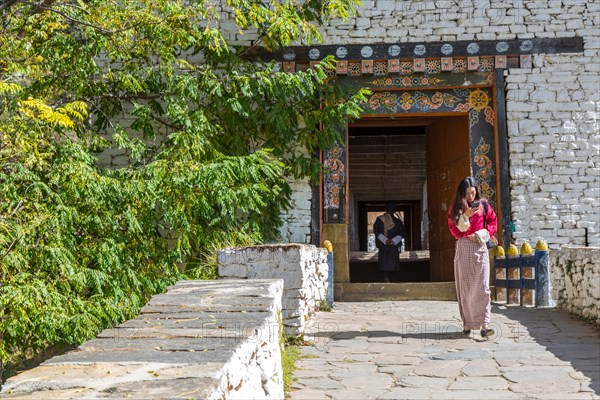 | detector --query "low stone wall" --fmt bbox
[551,246,600,325]
[1,279,284,399]
[218,244,329,336]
